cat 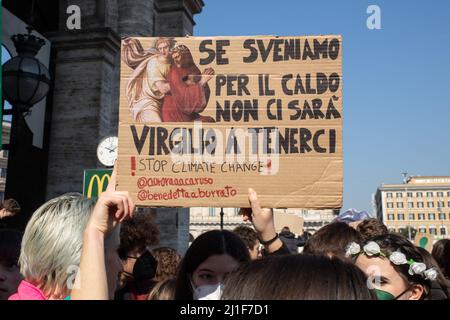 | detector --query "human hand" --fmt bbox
[240,188,276,242]
[86,164,135,236]
[200,68,215,85]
